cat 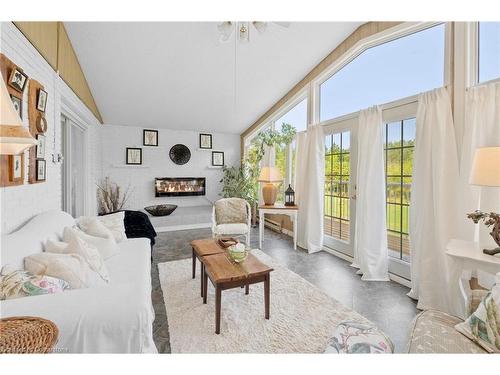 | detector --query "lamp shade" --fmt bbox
[258,166,282,183]
[469,147,500,187]
[0,73,37,155]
